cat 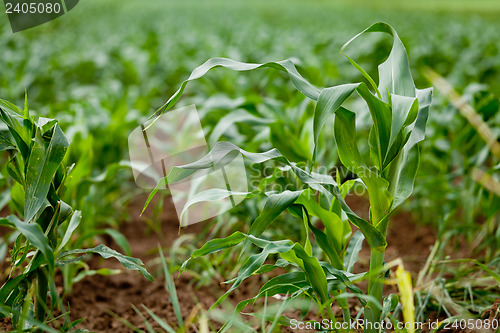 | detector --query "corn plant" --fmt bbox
[0,97,152,331]
[145,22,432,331]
